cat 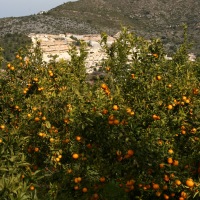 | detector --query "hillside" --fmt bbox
[0,0,200,55]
